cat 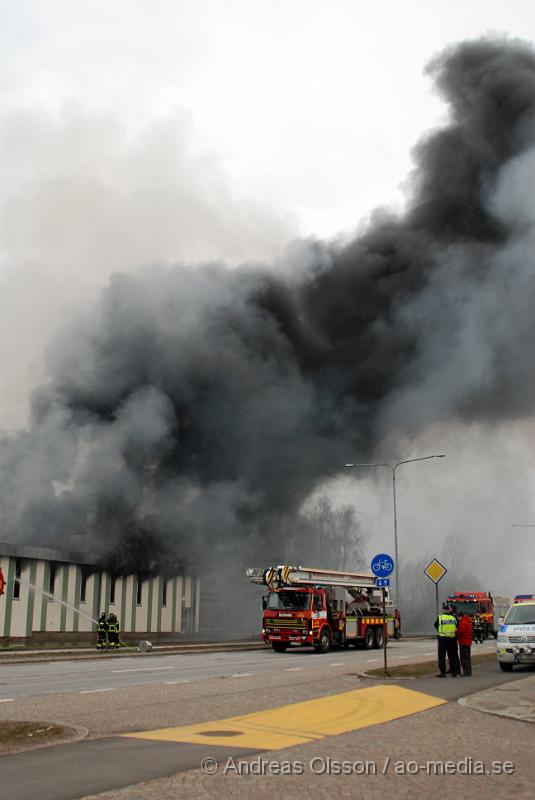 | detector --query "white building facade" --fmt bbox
[0,542,200,644]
